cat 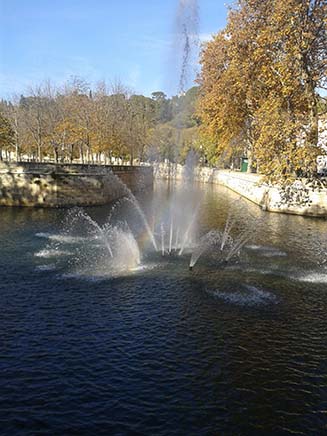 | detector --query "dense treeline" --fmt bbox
[0,78,200,164]
[198,0,327,181]
[2,0,326,176]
